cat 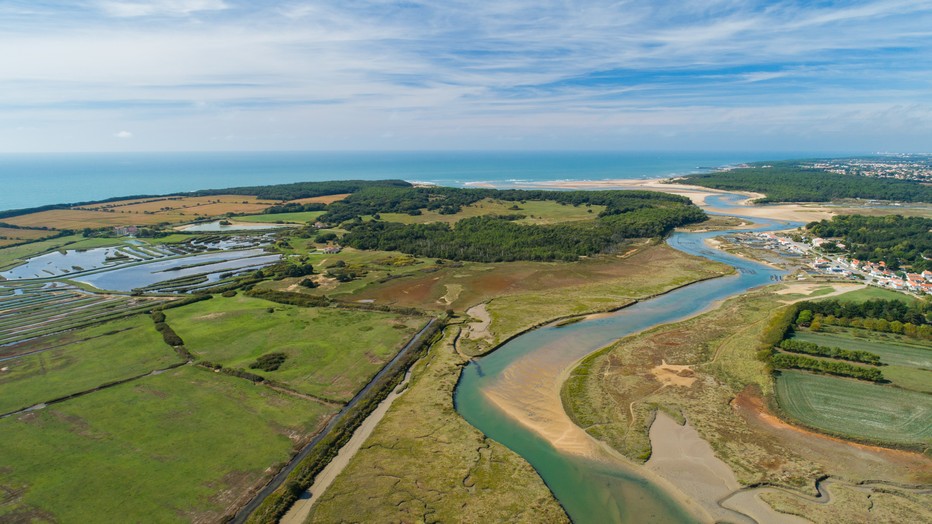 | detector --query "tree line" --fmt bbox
[676,164,932,203]
[772,353,884,382]
[795,298,930,326]
[805,214,931,271]
[779,339,882,365]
